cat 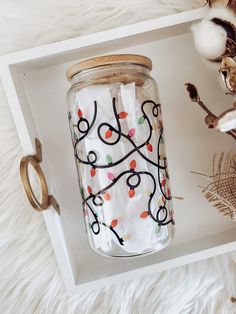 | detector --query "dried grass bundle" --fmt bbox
[200,152,236,221]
